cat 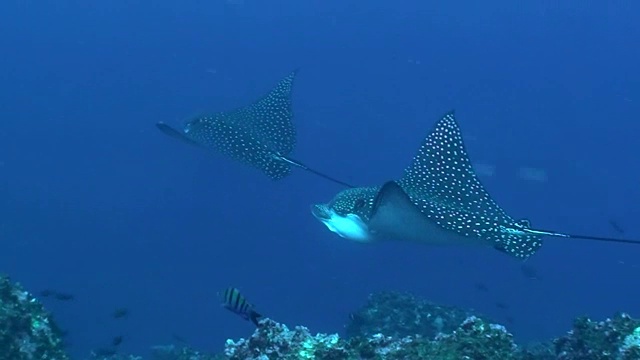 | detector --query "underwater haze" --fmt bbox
[1,0,639,358]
